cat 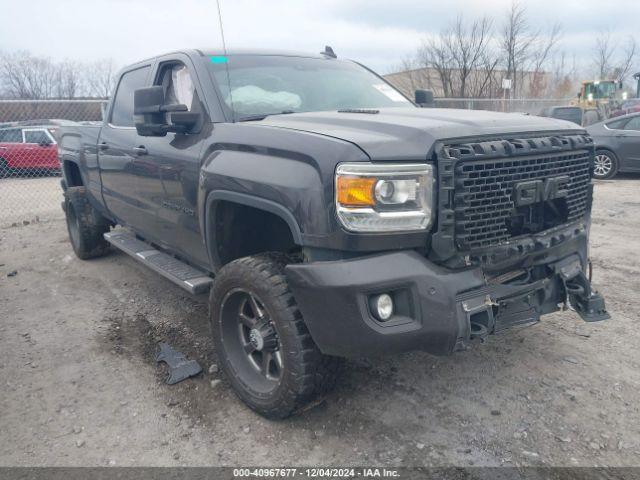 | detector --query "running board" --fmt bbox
[104,231,213,294]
